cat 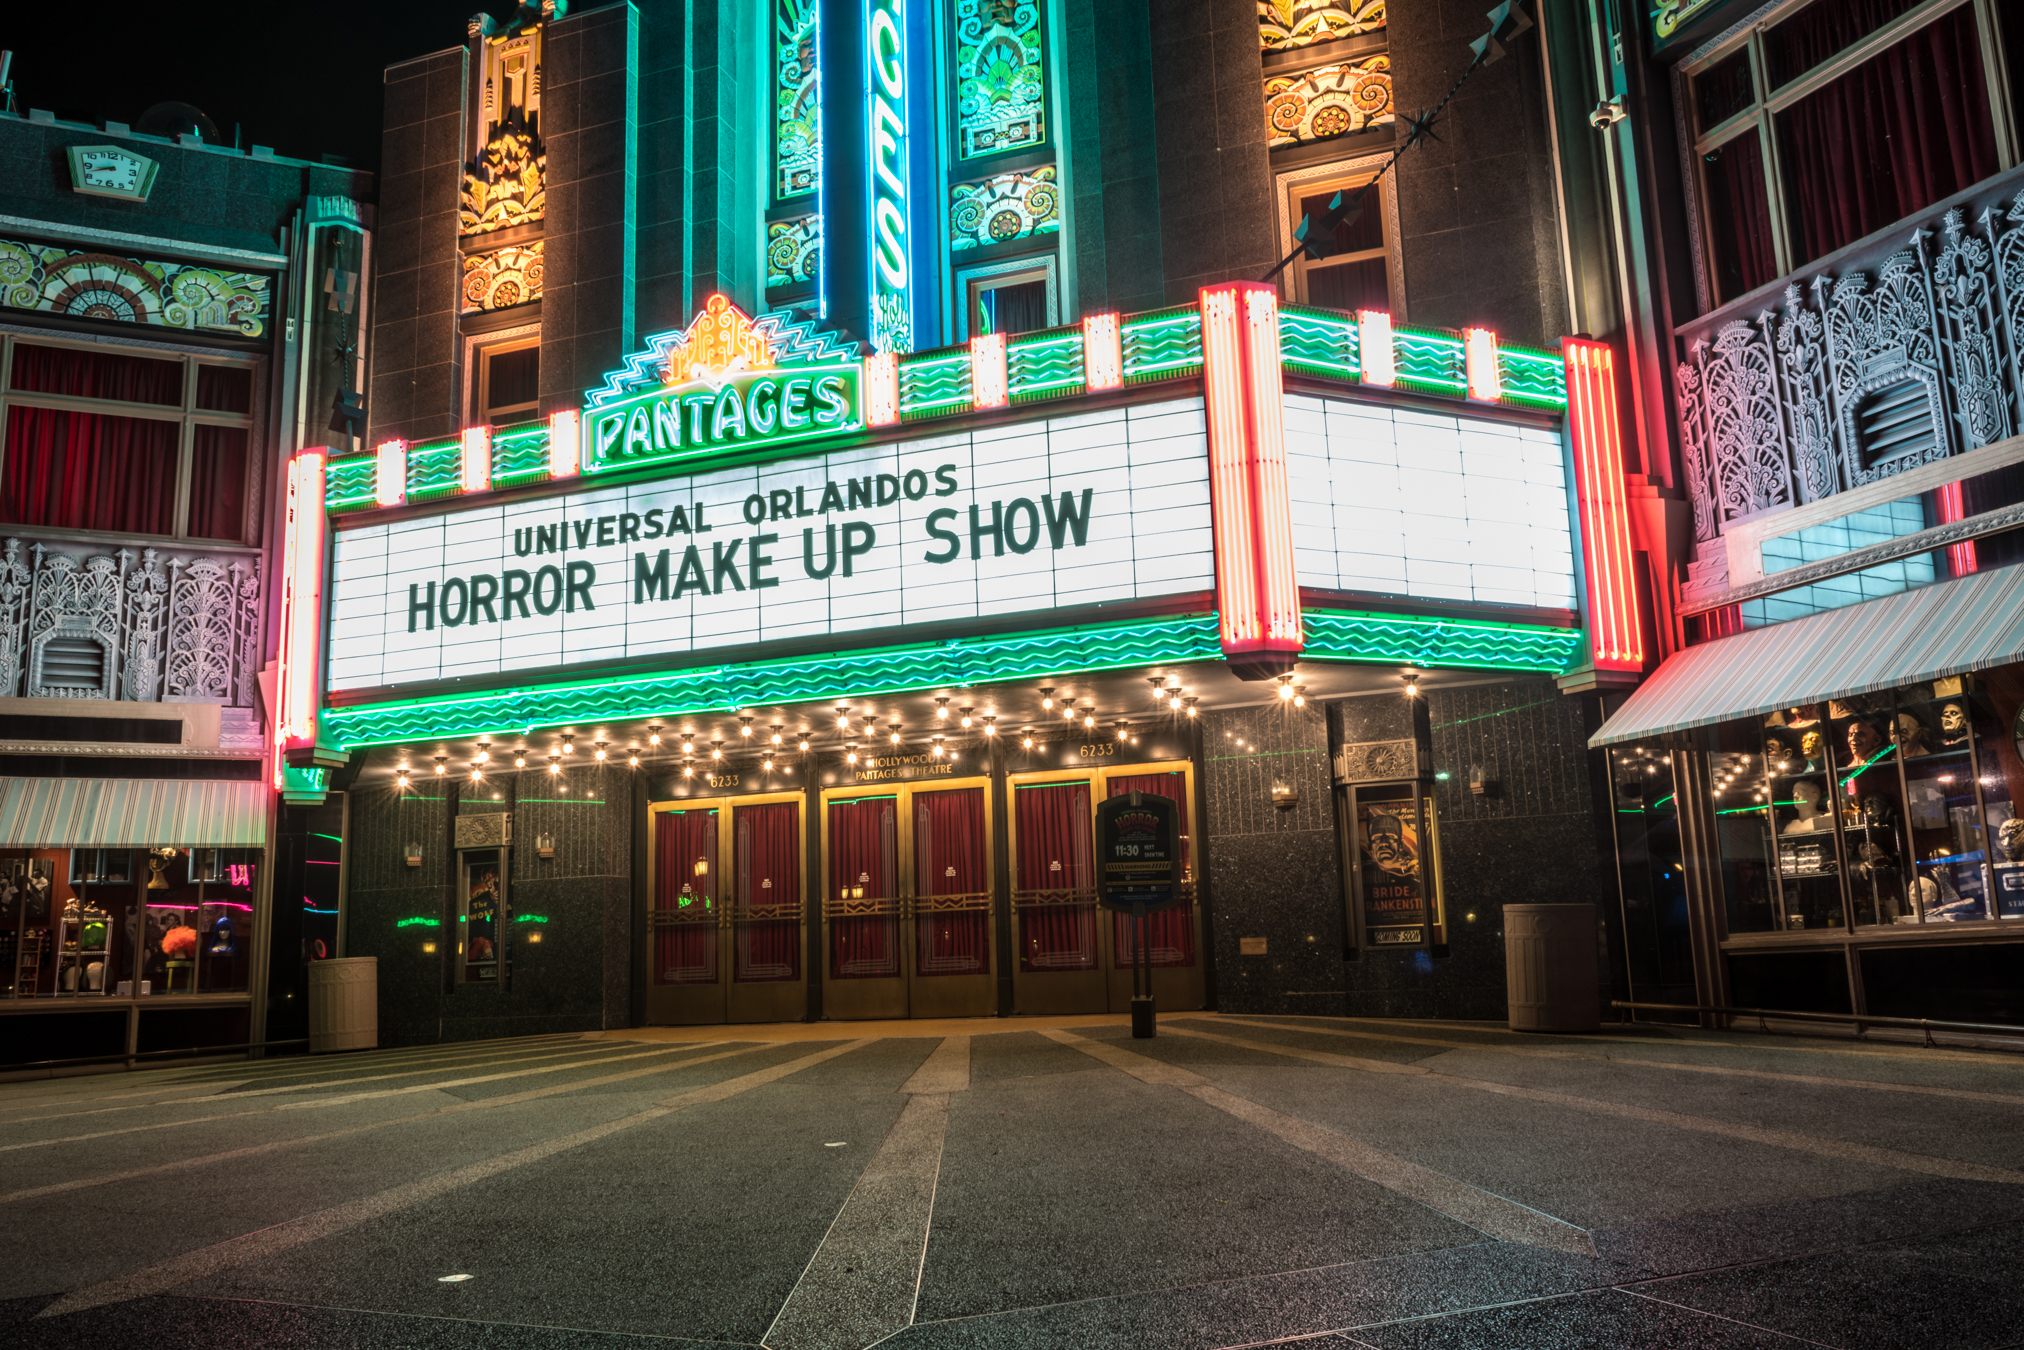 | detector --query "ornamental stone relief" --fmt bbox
[1333,739,1417,784]
[0,240,269,338]
[1675,184,2024,543]
[0,540,260,711]
[462,242,543,313]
